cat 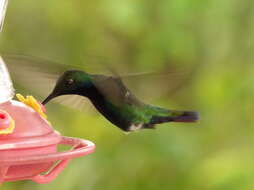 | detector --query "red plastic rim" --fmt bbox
[0,136,95,166]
